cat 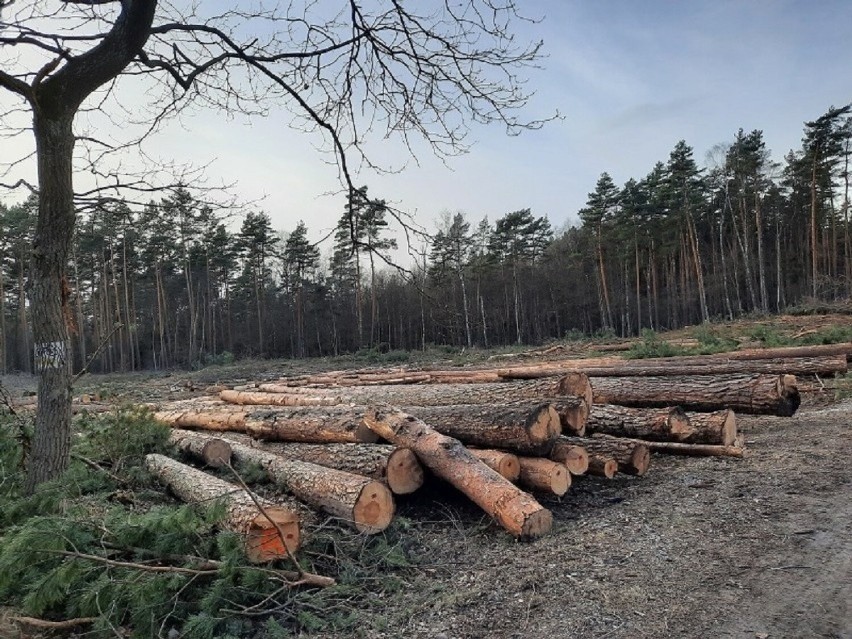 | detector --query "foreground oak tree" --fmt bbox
[0,1,544,491]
